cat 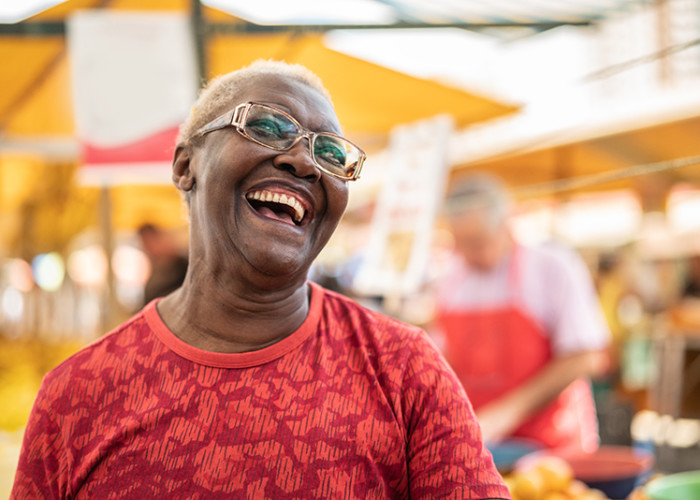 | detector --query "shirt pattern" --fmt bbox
[12,282,510,500]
